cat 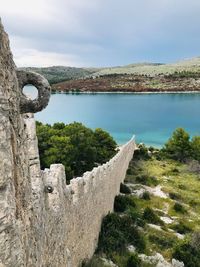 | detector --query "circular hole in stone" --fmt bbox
[23,85,38,100]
